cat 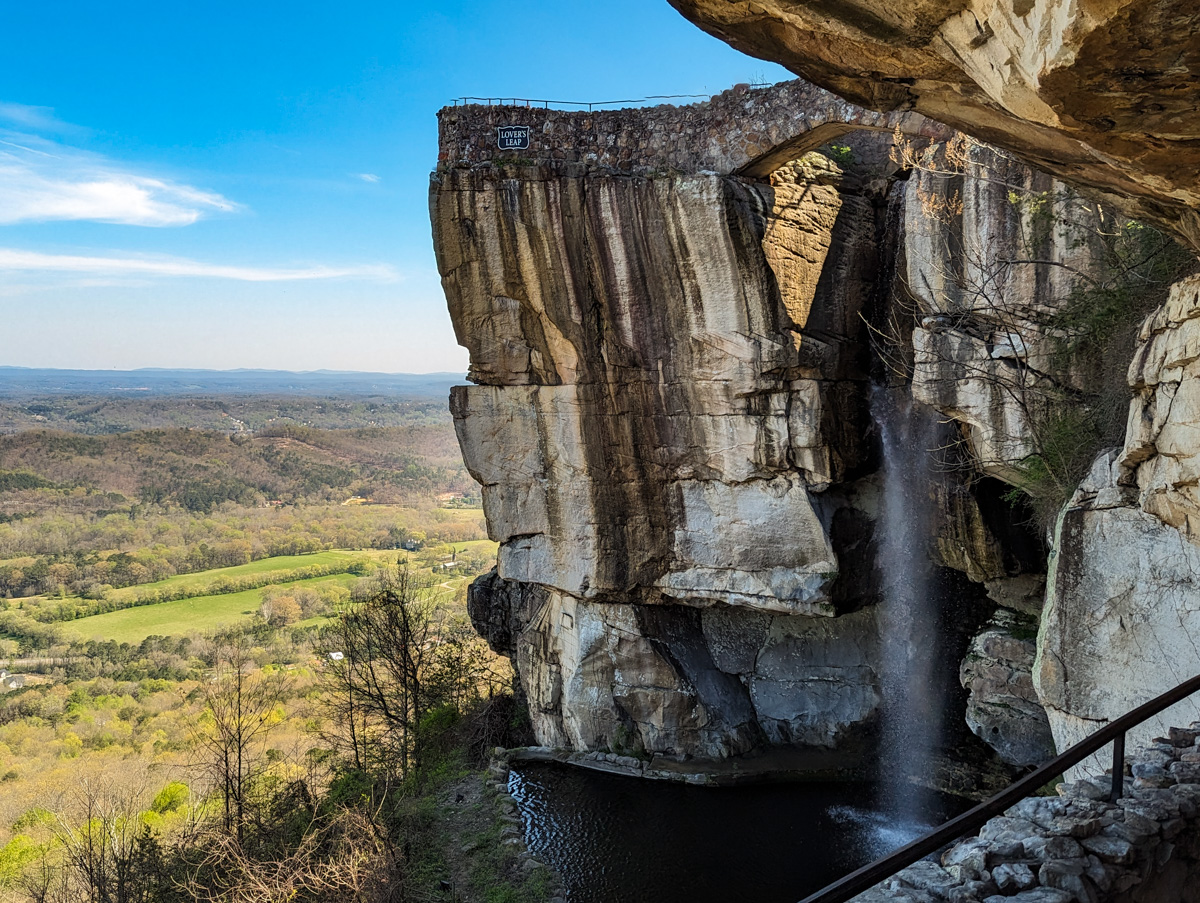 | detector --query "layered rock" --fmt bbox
[906,143,1109,484]
[434,86,1052,768]
[438,159,864,616]
[667,0,1200,252]
[1036,276,1200,771]
[437,147,890,758]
